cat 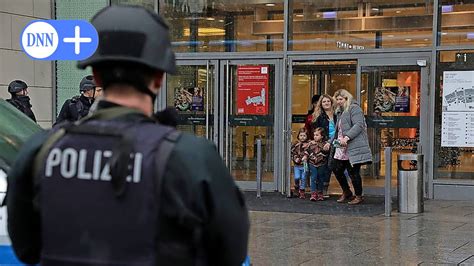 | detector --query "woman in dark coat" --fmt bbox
[304,94,321,138]
[311,94,337,197]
